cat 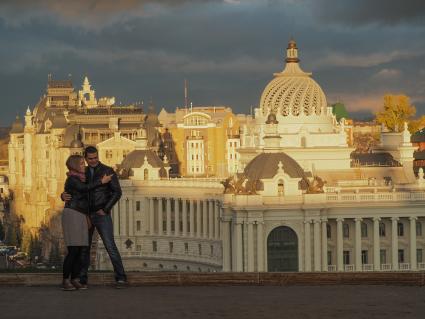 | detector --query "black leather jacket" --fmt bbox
[86,162,122,214]
[64,176,102,215]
